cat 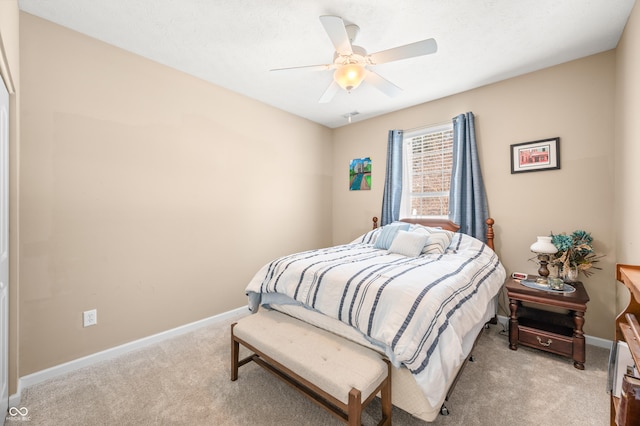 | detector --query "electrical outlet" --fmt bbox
[83,309,97,327]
